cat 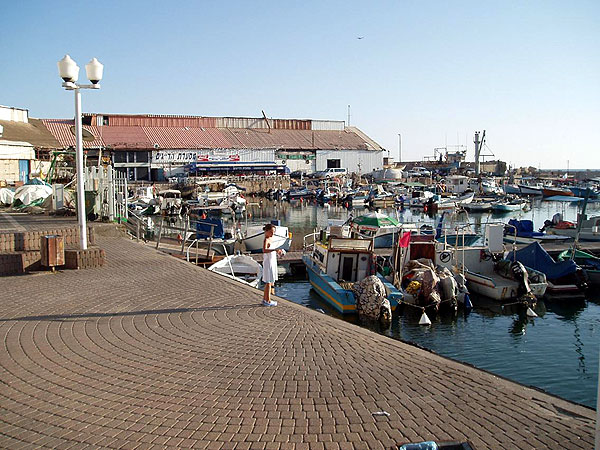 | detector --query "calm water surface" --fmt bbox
[254,197,600,409]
